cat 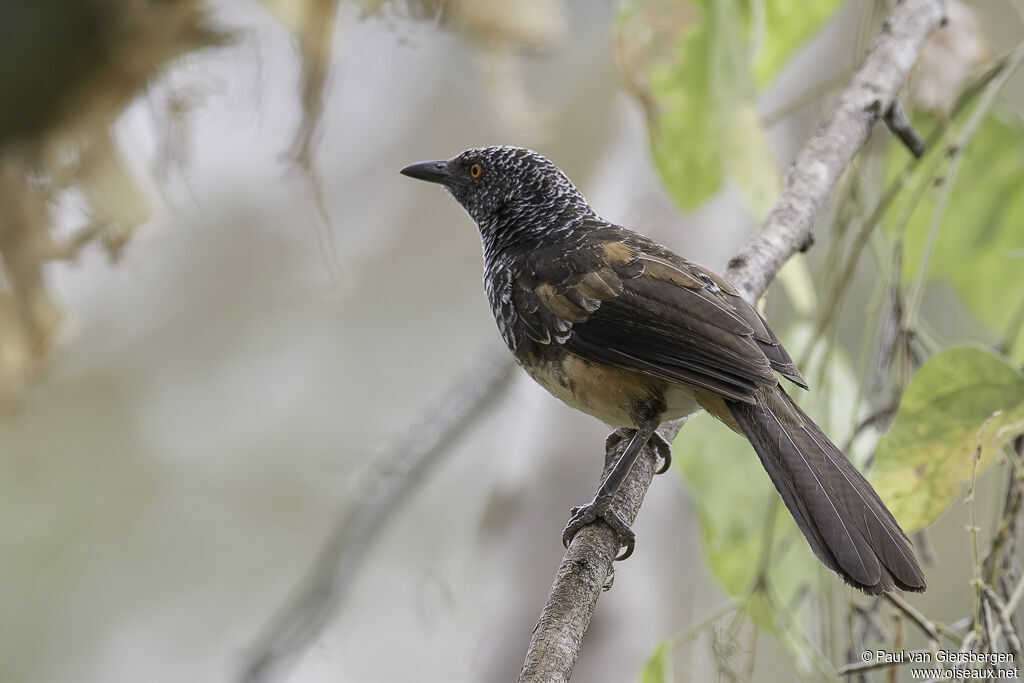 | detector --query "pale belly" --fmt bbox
[519,351,702,428]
